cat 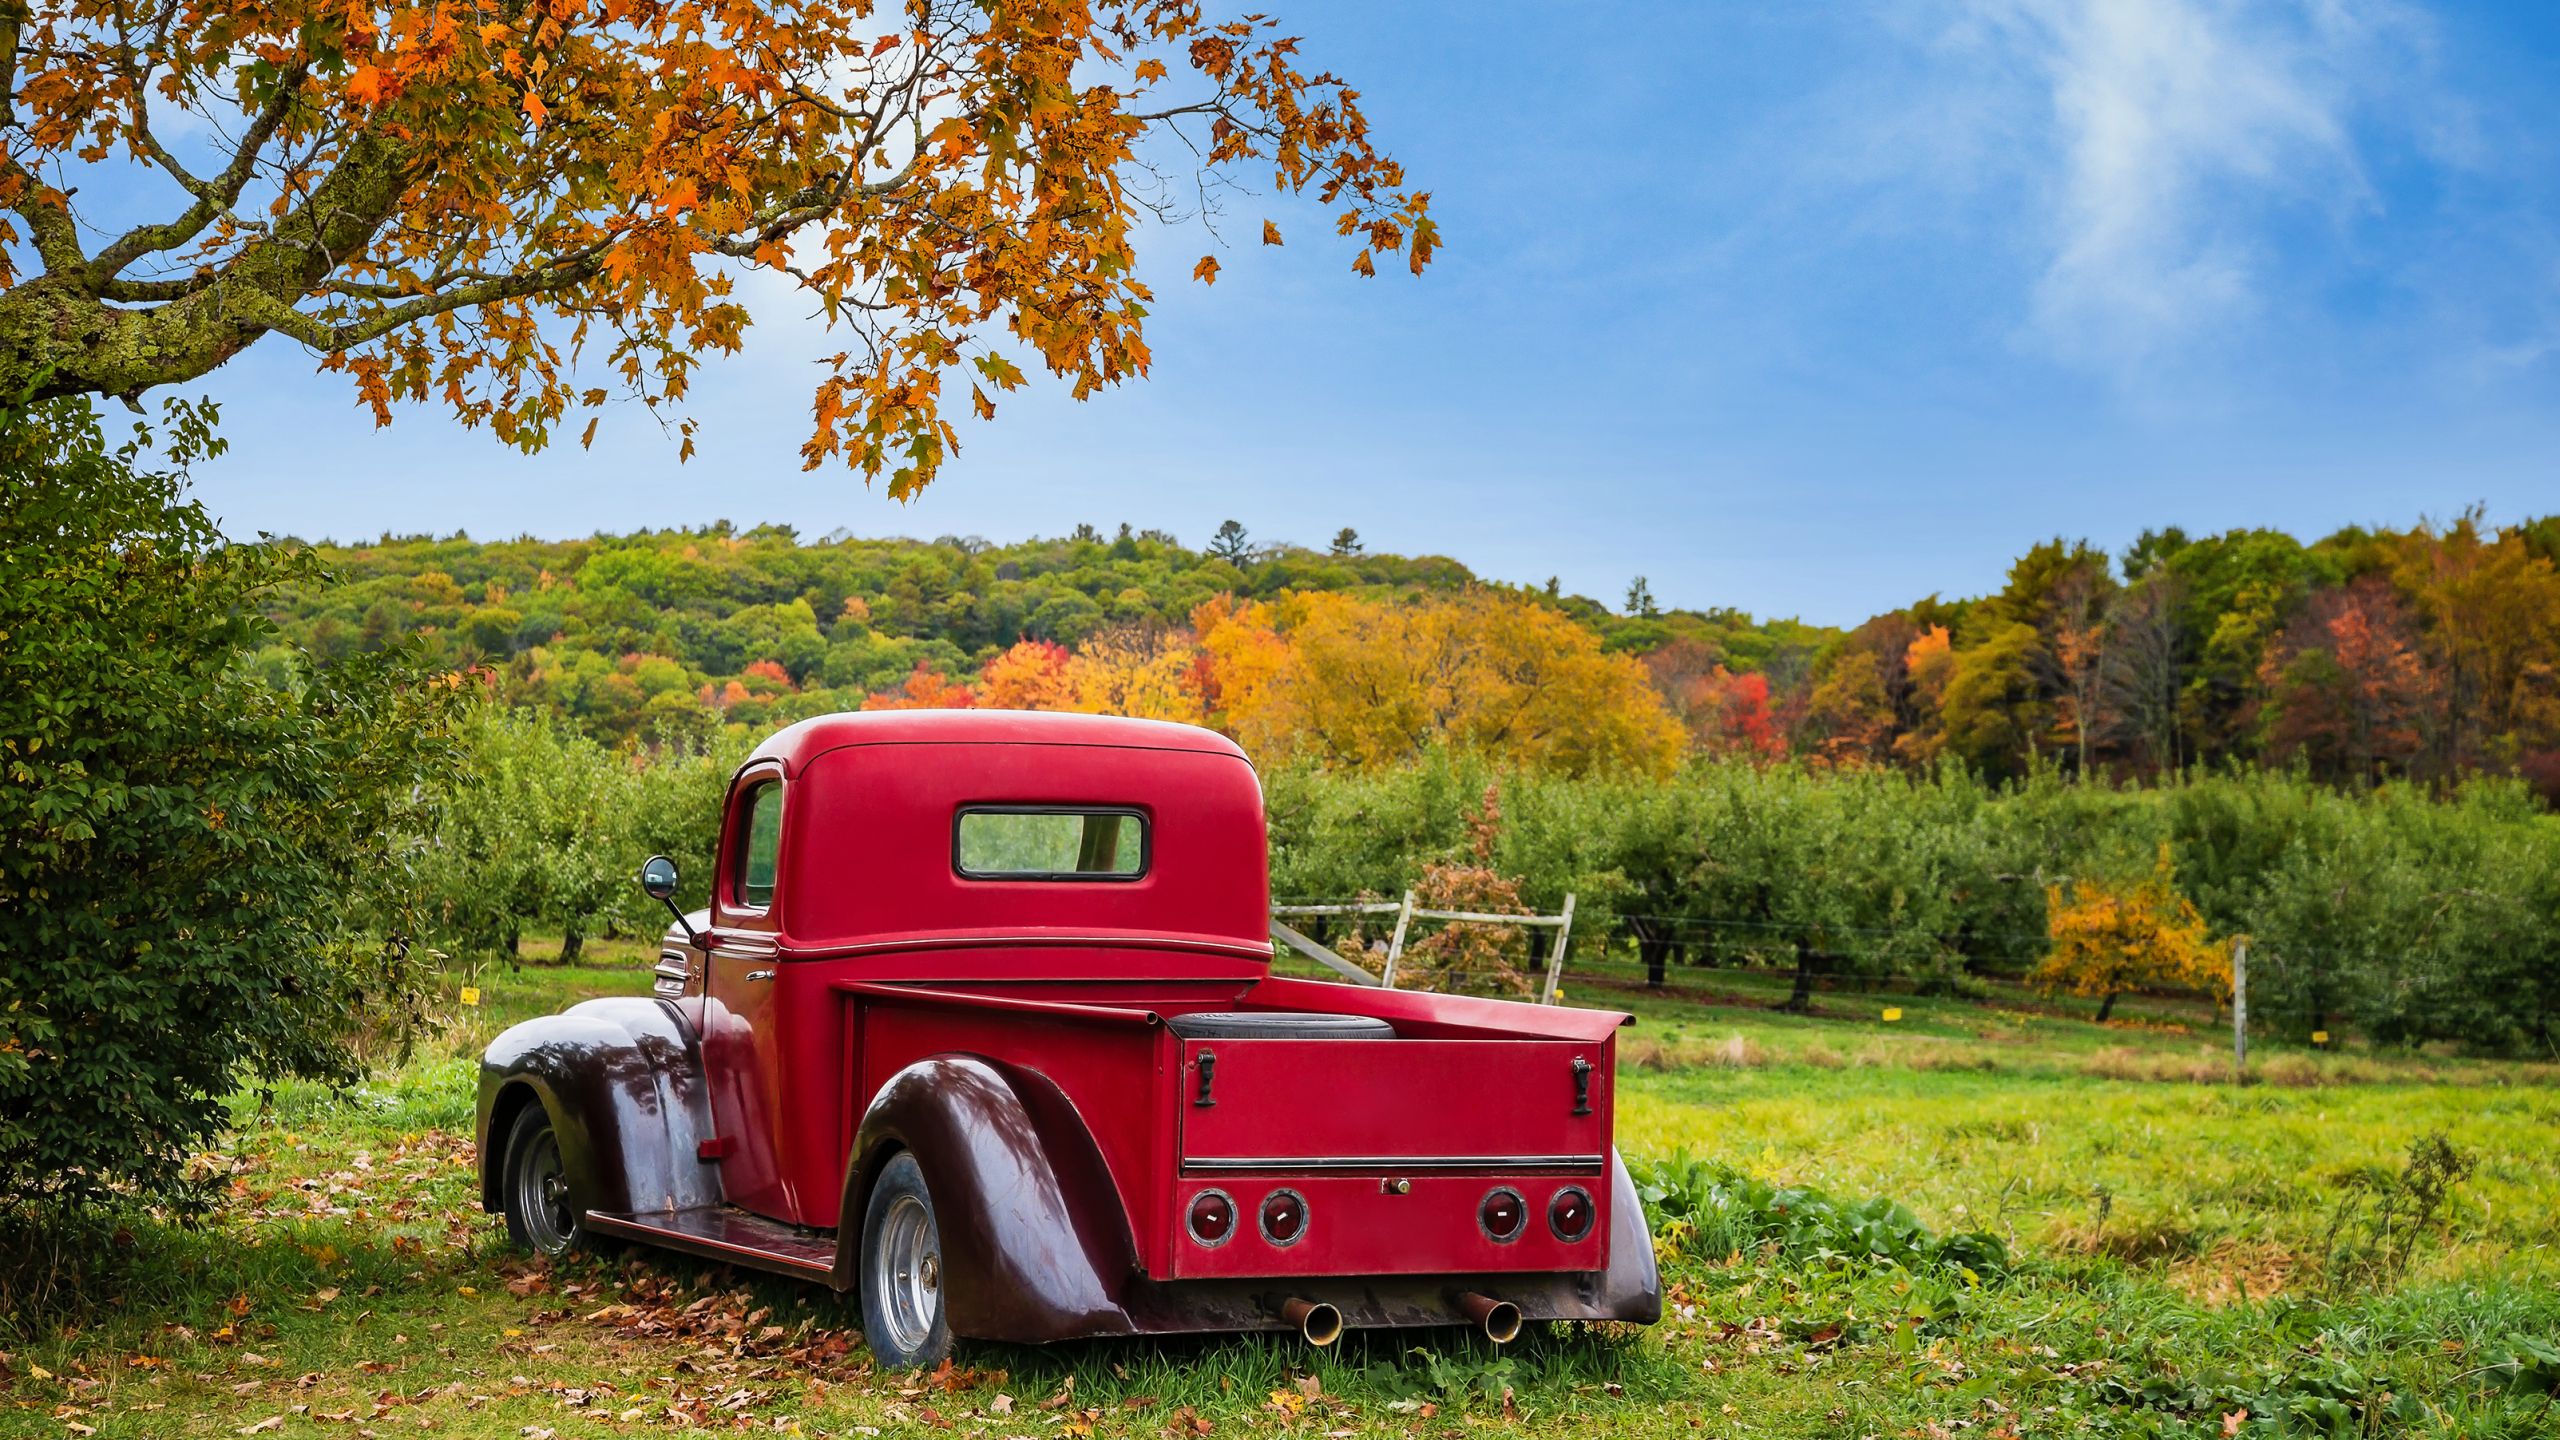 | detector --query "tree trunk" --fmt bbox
[2097,990,2118,1022]
[559,927,584,963]
[1780,951,1819,1013]
[1641,936,1669,989]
